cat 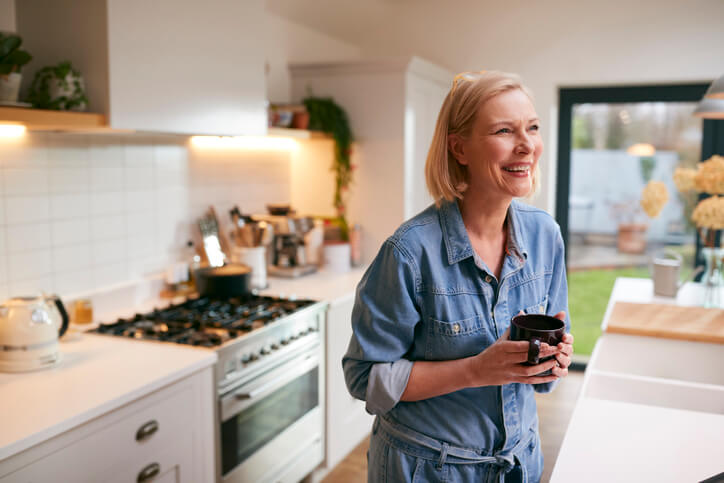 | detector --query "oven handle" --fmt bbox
[231,350,319,402]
